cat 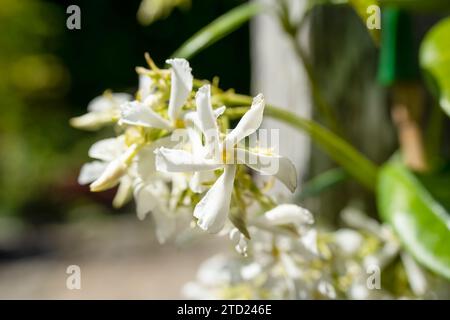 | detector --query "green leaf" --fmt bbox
[377,159,450,280]
[297,168,348,200]
[171,2,265,59]
[223,94,378,190]
[420,17,450,117]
